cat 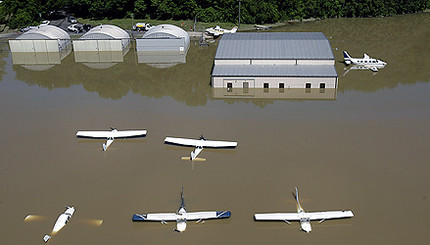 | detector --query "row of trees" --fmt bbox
[1,0,429,29]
